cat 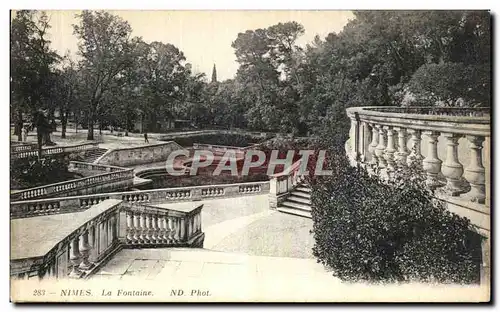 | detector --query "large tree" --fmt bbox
[73,10,137,140]
[10,10,60,155]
